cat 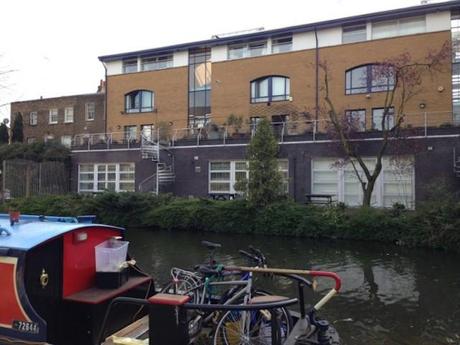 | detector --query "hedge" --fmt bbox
[1,193,459,251]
